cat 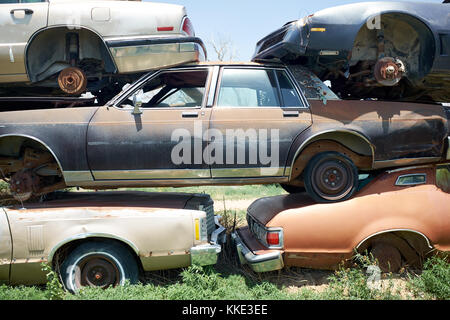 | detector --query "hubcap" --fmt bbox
[77,256,120,289]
